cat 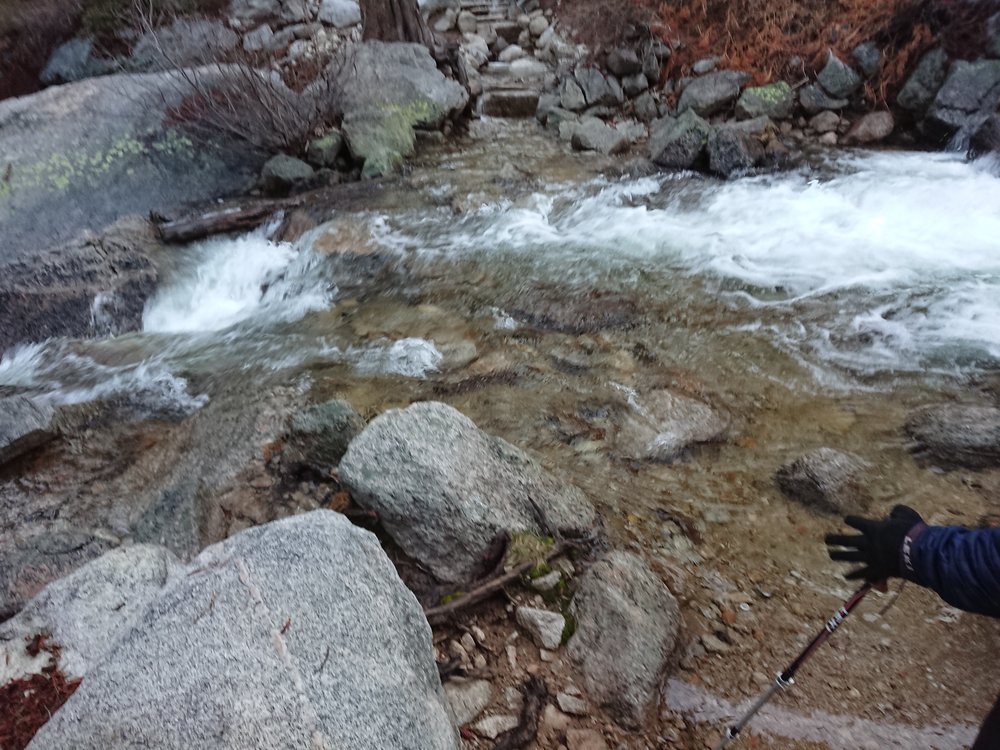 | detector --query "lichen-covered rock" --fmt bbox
[333,42,469,177]
[27,512,458,750]
[896,48,948,115]
[261,154,315,194]
[568,551,680,728]
[339,402,597,582]
[905,404,1000,469]
[775,448,872,514]
[648,109,711,170]
[735,82,793,120]
[306,130,344,167]
[677,70,750,116]
[817,50,861,98]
